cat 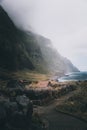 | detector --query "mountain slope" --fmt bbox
[0,6,46,72]
[0,6,79,74]
[35,35,79,74]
